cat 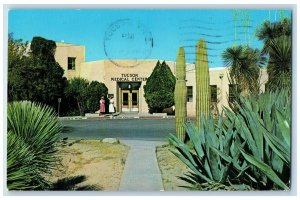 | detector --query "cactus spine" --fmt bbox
[175,47,187,141]
[195,39,210,128]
